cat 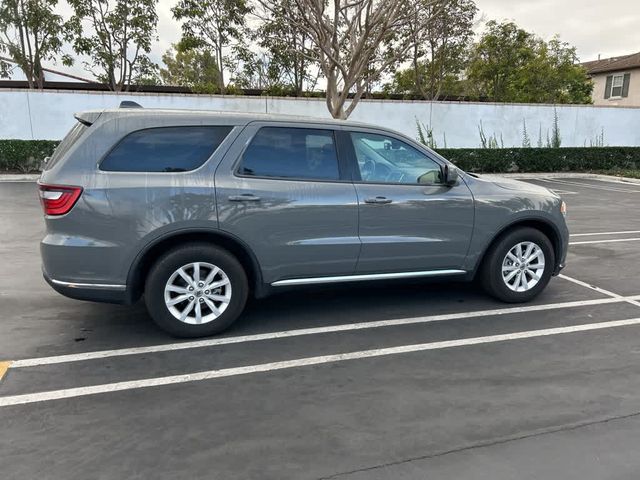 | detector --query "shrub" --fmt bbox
[0,140,59,173]
[435,147,640,174]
